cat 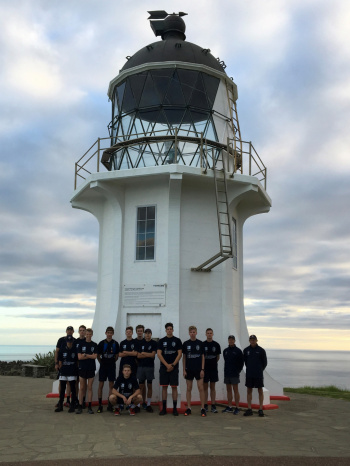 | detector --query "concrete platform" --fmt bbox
[0,376,349,465]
